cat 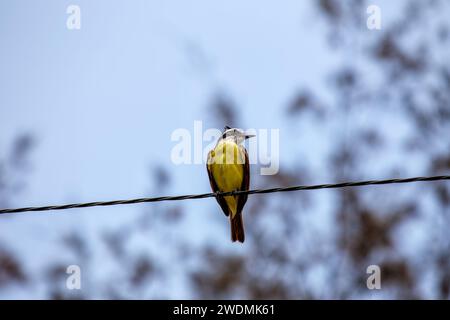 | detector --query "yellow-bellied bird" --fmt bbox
[207,126,255,243]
